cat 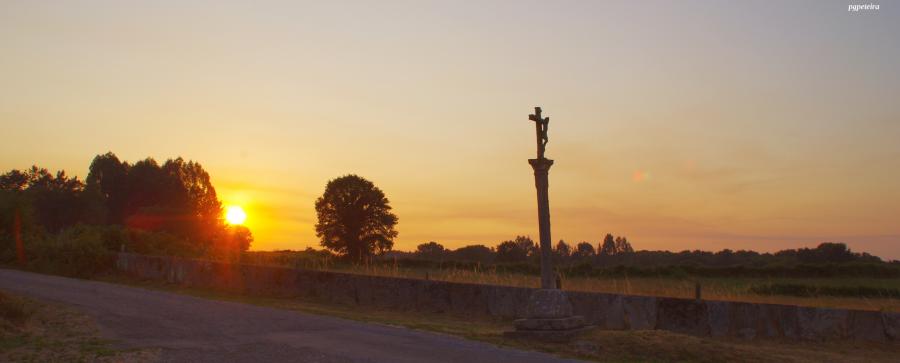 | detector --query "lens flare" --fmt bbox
[225,205,247,224]
[633,170,649,183]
